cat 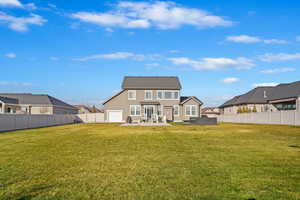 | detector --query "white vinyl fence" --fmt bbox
[218,111,300,126]
[76,113,104,123]
[0,114,78,132]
